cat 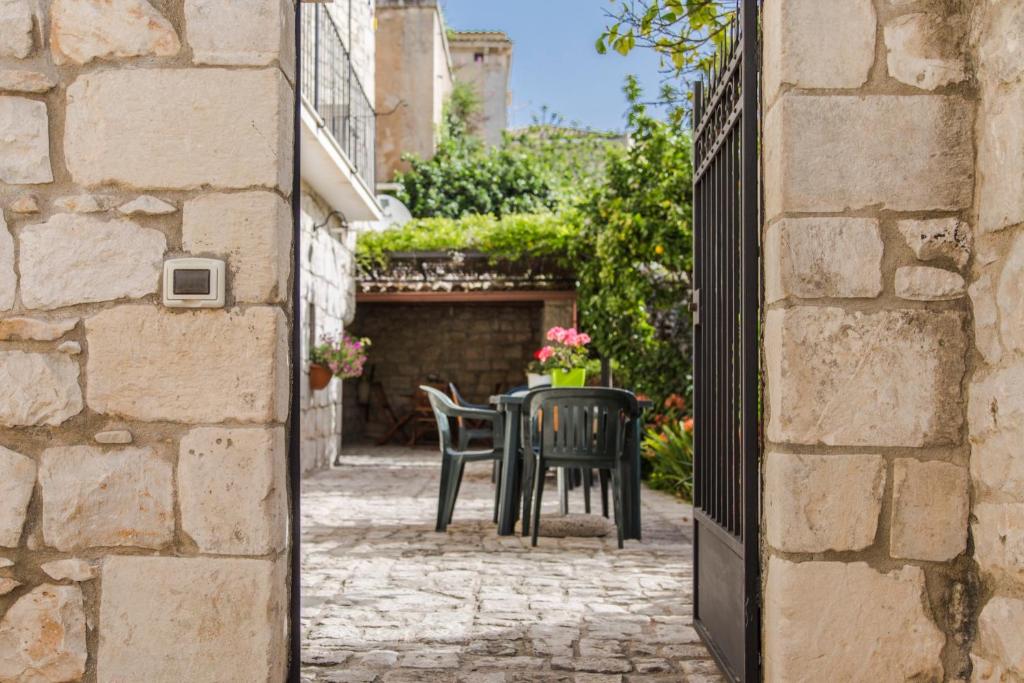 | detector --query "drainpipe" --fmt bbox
[288,1,302,681]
